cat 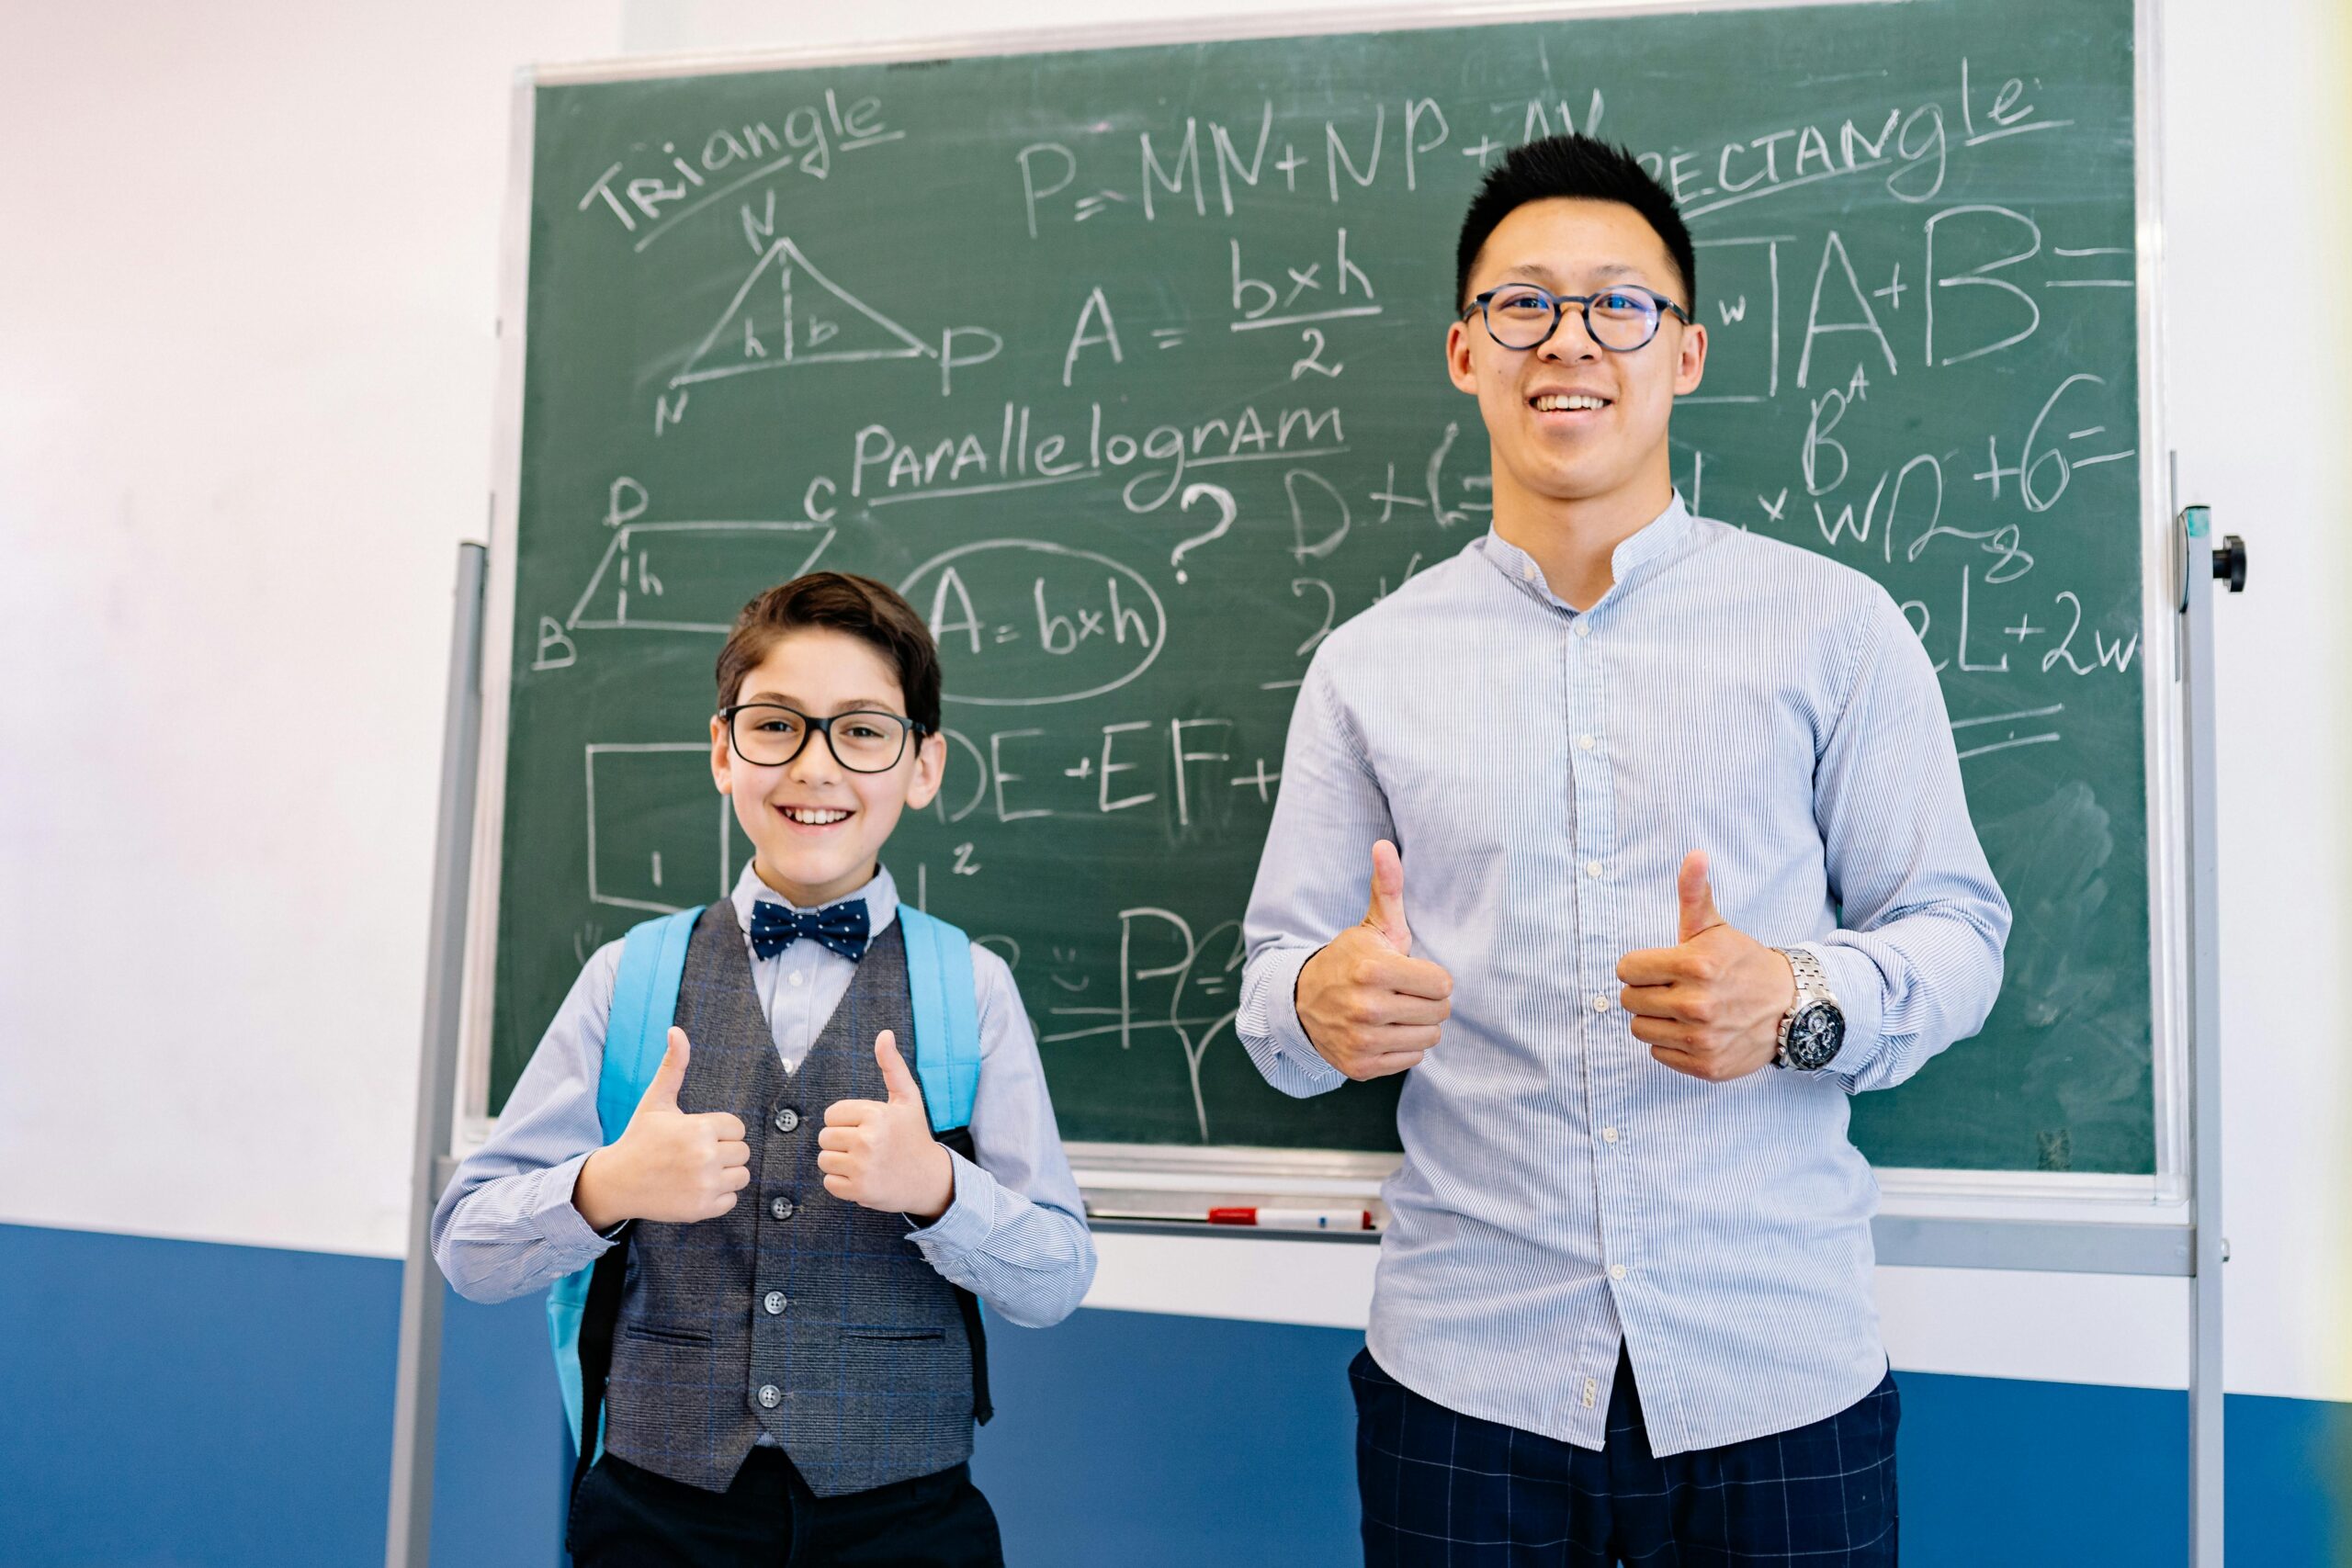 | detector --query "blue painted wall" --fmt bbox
[3,1224,2343,1567]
